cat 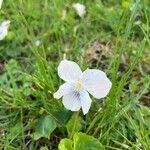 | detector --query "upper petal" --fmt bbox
[62,91,81,111]
[82,69,112,99]
[58,60,82,82]
[80,90,92,115]
[53,82,74,99]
